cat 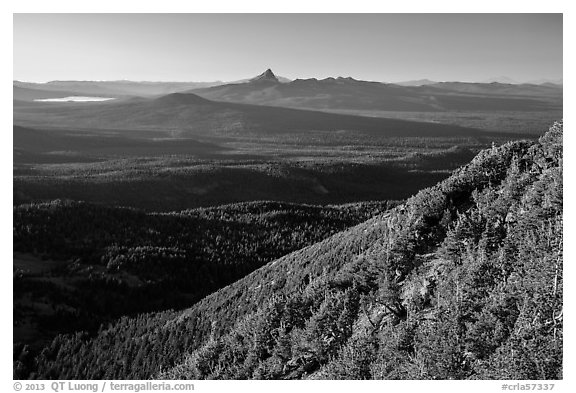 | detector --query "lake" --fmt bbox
[34,96,115,102]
